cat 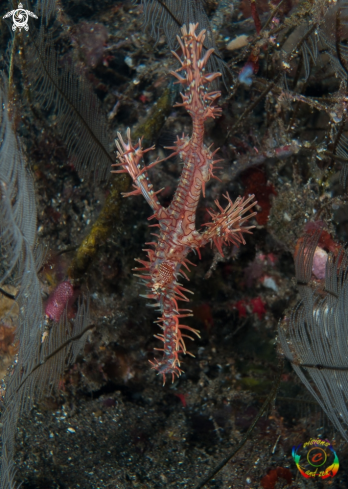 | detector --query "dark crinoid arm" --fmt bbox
[279,231,348,441]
